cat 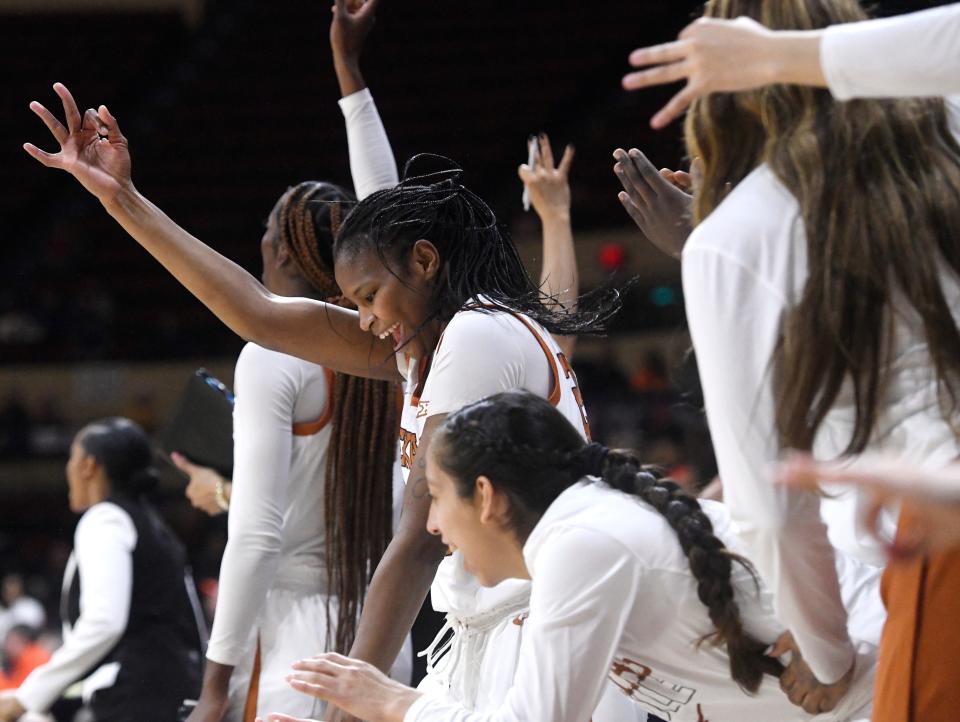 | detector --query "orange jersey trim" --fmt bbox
[292,367,336,436]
